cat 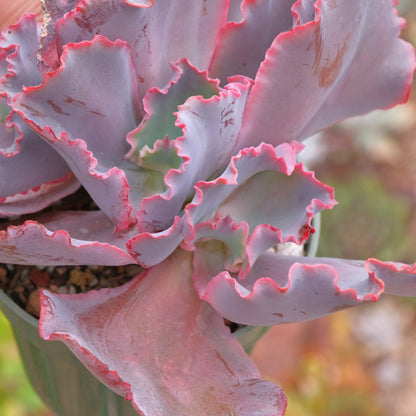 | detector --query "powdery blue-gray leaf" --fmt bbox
[237,0,415,150]
[137,73,252,233]
[210,0,297,82]
[0,14,42,97]
[184,142,335,246]
[366,259,416,296]
[0,211,137,265]
[127,216,184,267]
[0,101,78,216]
[54,0,228,97]
[194,250,384,326]
[12,36,142,231]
